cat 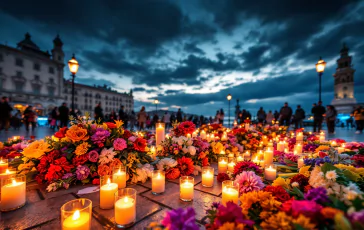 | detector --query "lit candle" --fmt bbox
[262,136,268,145]
[0,158,8,173]
[192,132,197,138]
[233,120,237,127]
[227,158,236,172]
[156,123,165,146]
[245,123,250,130]
[264,150,273,166]
[115,188,136,227]
[319,132,325,143]
[165,134,170,139]
[186,133,191,138]
[295,143,302,155]
[200,130,206,139]
[221,134,228,141]
[337,146,345,154]
[264,165,277,181]
[297,157,304,168]
[236,154,243,162]
[112,166,126,189]
[244,150,251,160]
[206,134,210,142]
[100,177,118,209]
[202,167,214,187]
[277,141,285,152]
[180,176,194,201]
[331,141,337,147]
[0,169,16,181]
[222,181,239,205]
[218,157,228,173]
[62,210,91,230]
[152,170,165,195]
[0,176,26,211]
[220,150,225,155]
[296,132,303,142]
[284,148,289,153]
[252,156,260,165]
